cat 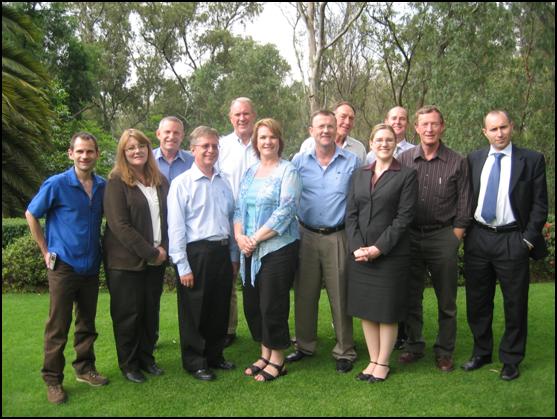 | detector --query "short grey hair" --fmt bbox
[190,126,219,145]
[158,116,185,131]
